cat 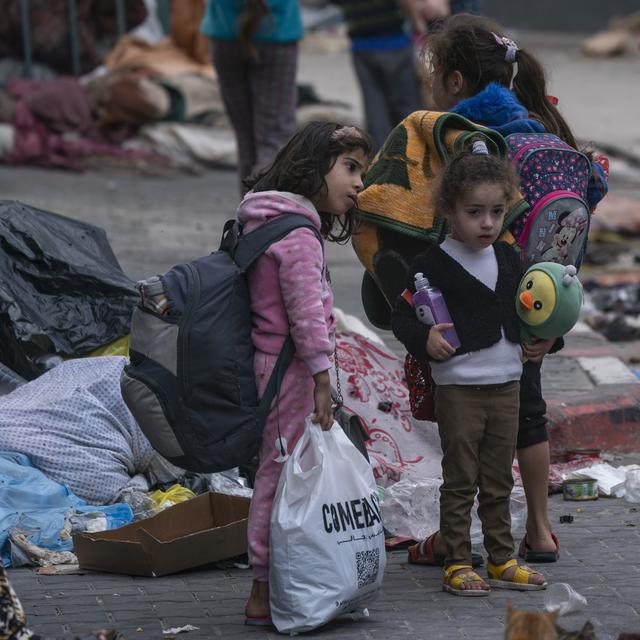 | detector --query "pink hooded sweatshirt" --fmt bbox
[236,190,336,376]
